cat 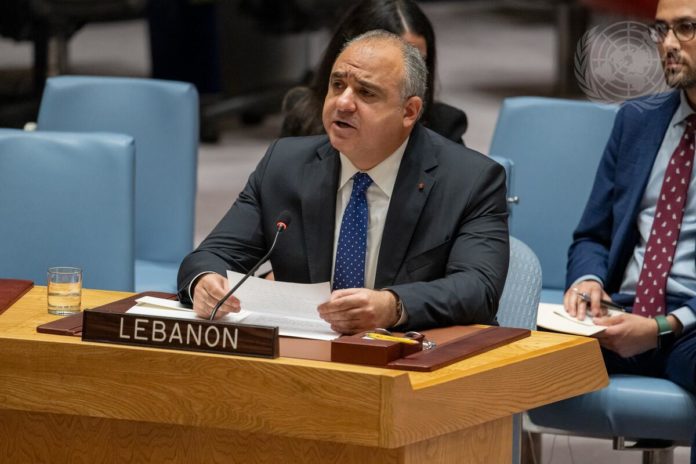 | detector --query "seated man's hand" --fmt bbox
[317,289,398,335]
[594,312,657,358]
[564,280,611,320]
[192,273,241,319]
